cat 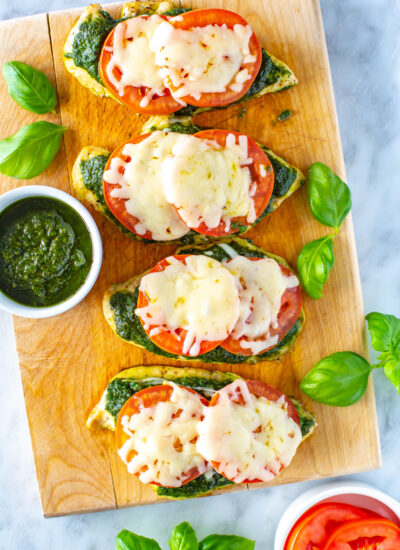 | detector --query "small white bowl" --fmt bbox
[274,481,400,550]
[0,185,102,318]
